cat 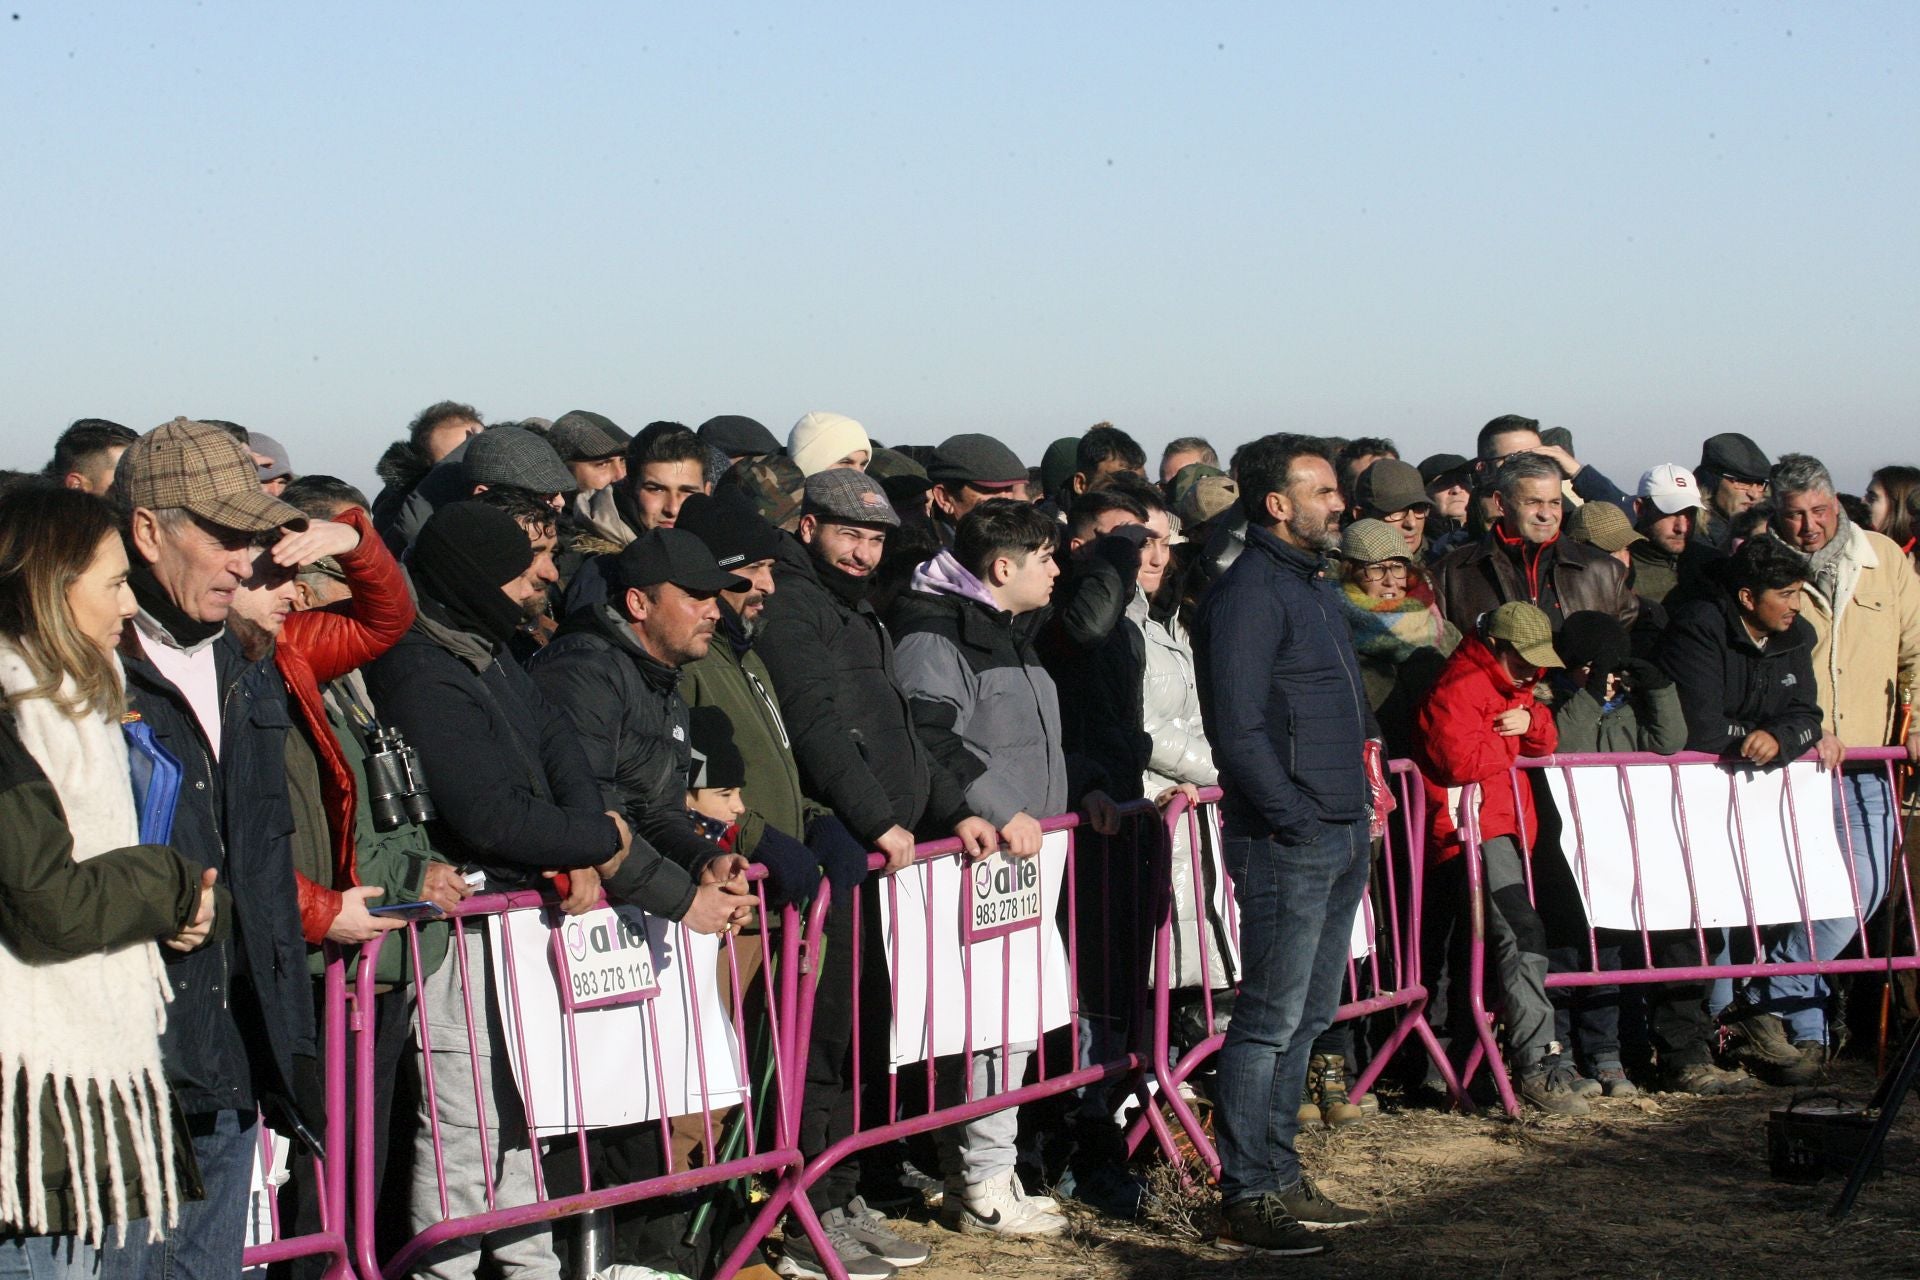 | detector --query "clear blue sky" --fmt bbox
[3,2,1914,497]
